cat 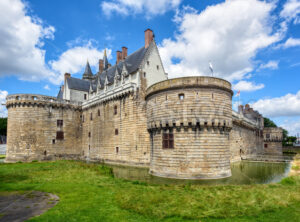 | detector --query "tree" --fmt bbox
[264,117,277,127]
[0,118,7,136]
